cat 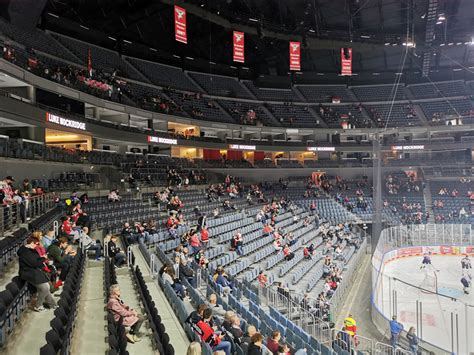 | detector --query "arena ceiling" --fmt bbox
[41,0,474,78]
